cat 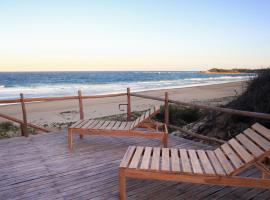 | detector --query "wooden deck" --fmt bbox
[0,132,269,200]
